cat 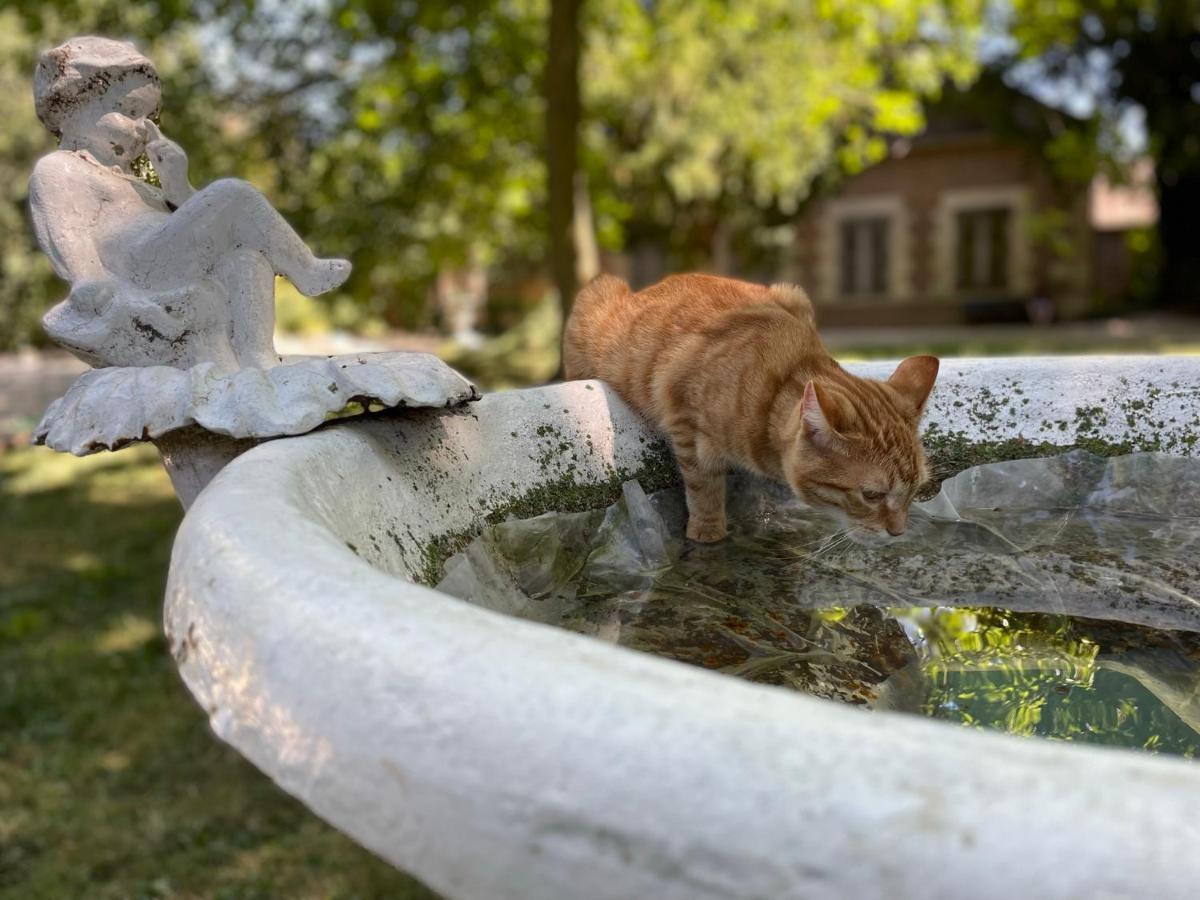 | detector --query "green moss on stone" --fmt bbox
[920,426,1140,499]
[415,414,1187,584]
[414,442,679,585]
